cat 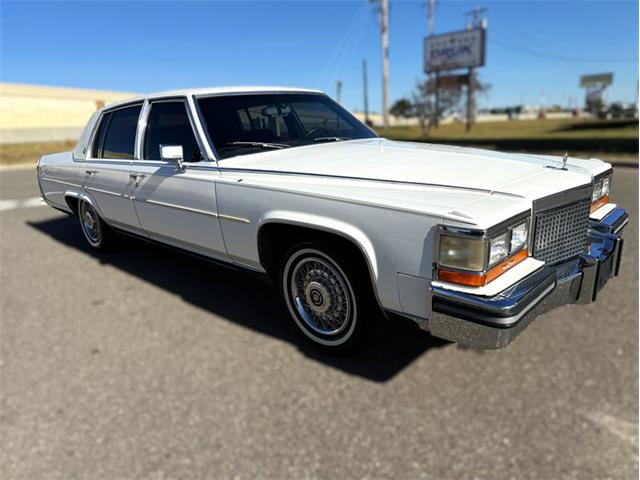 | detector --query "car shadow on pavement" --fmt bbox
[29,215,450,382]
